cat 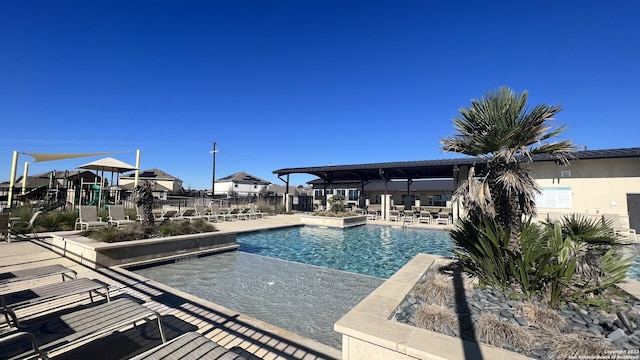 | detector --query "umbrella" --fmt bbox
[78,157,138,207]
